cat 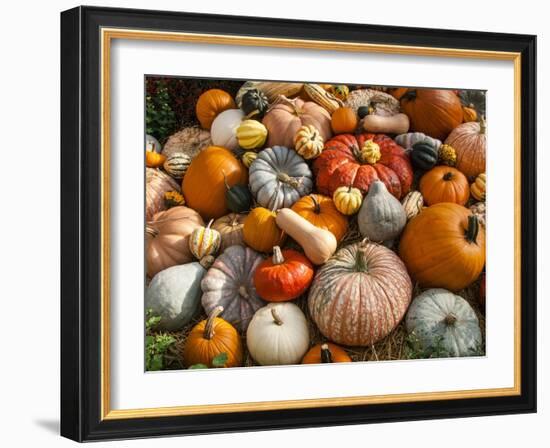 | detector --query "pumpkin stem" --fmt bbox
[238,285,250,299]
[222,170,230,190]
[444,313,457,326]
[310,194,321,214]
[272,246,285,265]
[205,219,214,229]
[356,247,369,273]
[145,225,159,238]
[443,172,454,181]
[271,307,283,326]
[465,215,480,243]
[199,255,215,270]
[277,172,300,189]
[204,306,224,340]
[320,344,333,363]
[244,109,260,120]
[230,214,240,226]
